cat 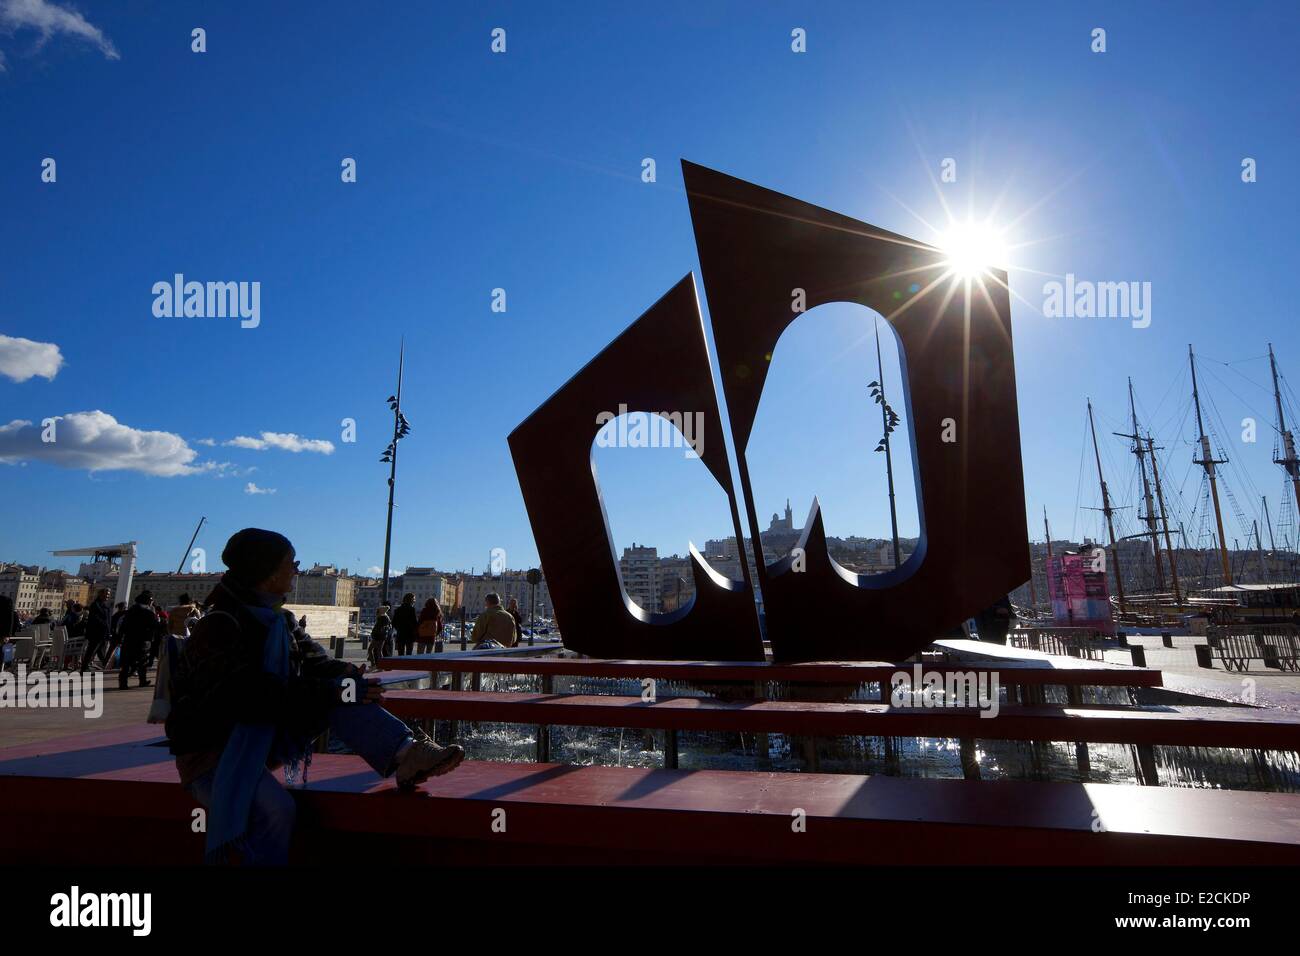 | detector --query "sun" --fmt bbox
[938,221,1010,279]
